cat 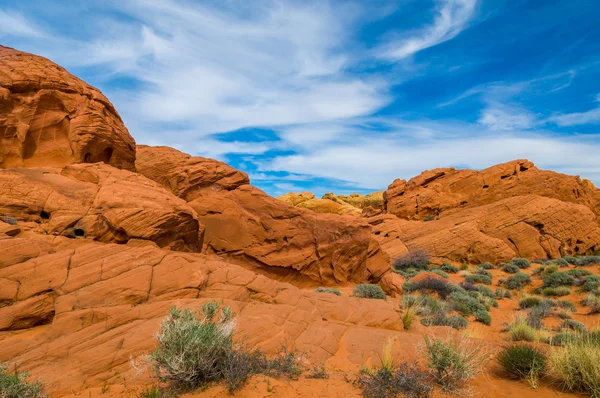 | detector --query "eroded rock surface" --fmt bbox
[0,236,401,397]
[0,163,202,251]
[0,46,136,170]
[137,146,389,284]
[384,159,600,221]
